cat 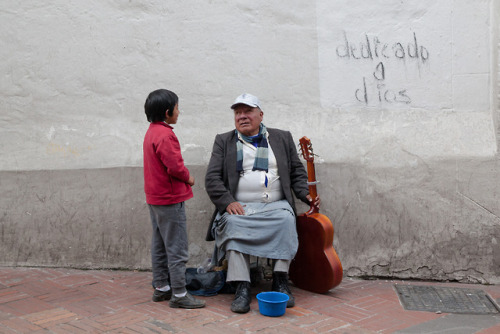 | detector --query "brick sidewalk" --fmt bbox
[0,267,499,333]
